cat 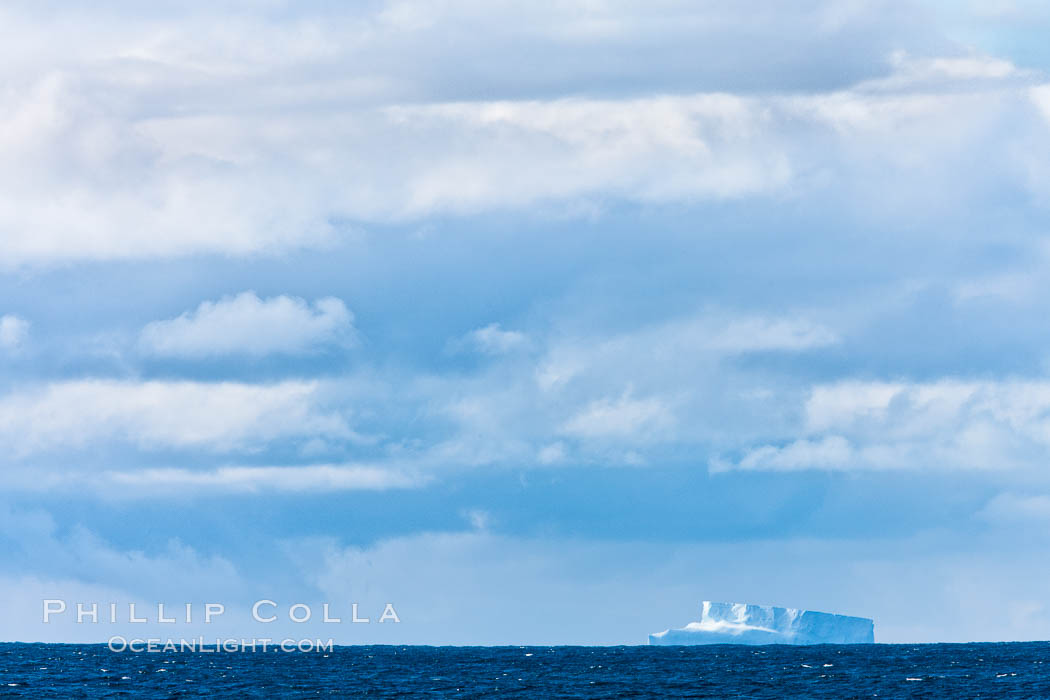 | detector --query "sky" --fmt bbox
[3,0,1050,645]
